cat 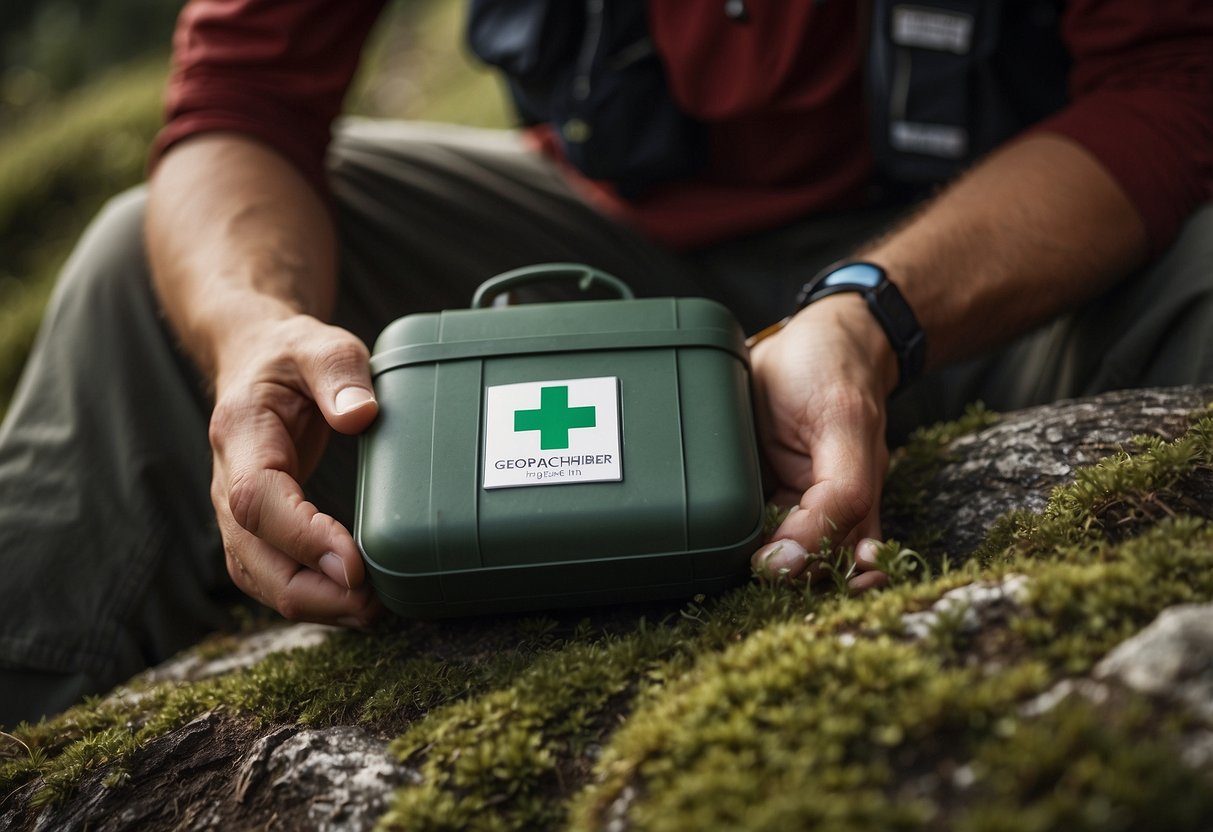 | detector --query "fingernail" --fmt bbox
[752,538,808,576]
[319,552,351,588]
[848,570,889,594]
[855,538,881,567]
[335,386,375,415]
